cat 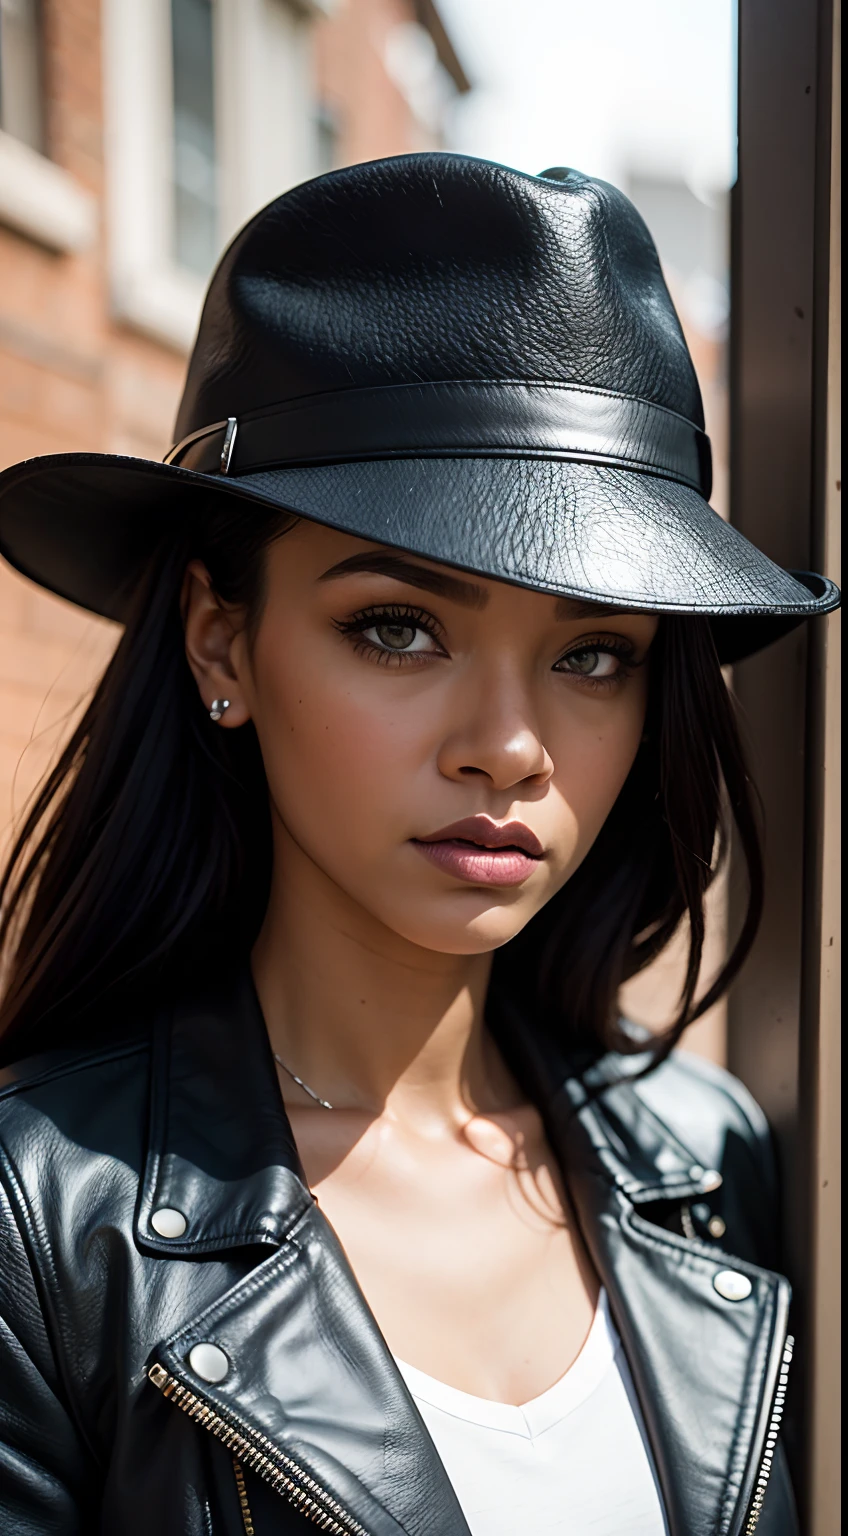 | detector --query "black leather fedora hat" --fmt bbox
[0,153,838,662]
